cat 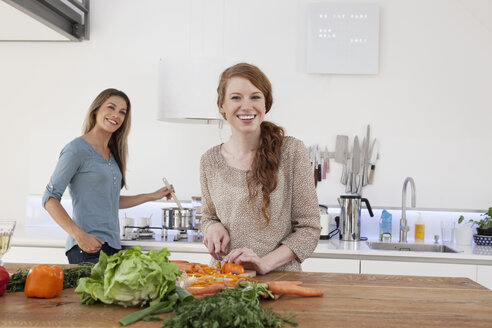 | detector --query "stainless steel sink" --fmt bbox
[366,242,457,253]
